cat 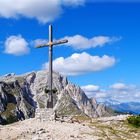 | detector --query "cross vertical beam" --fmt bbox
[48,25,53,107]
[35,25,68,109]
